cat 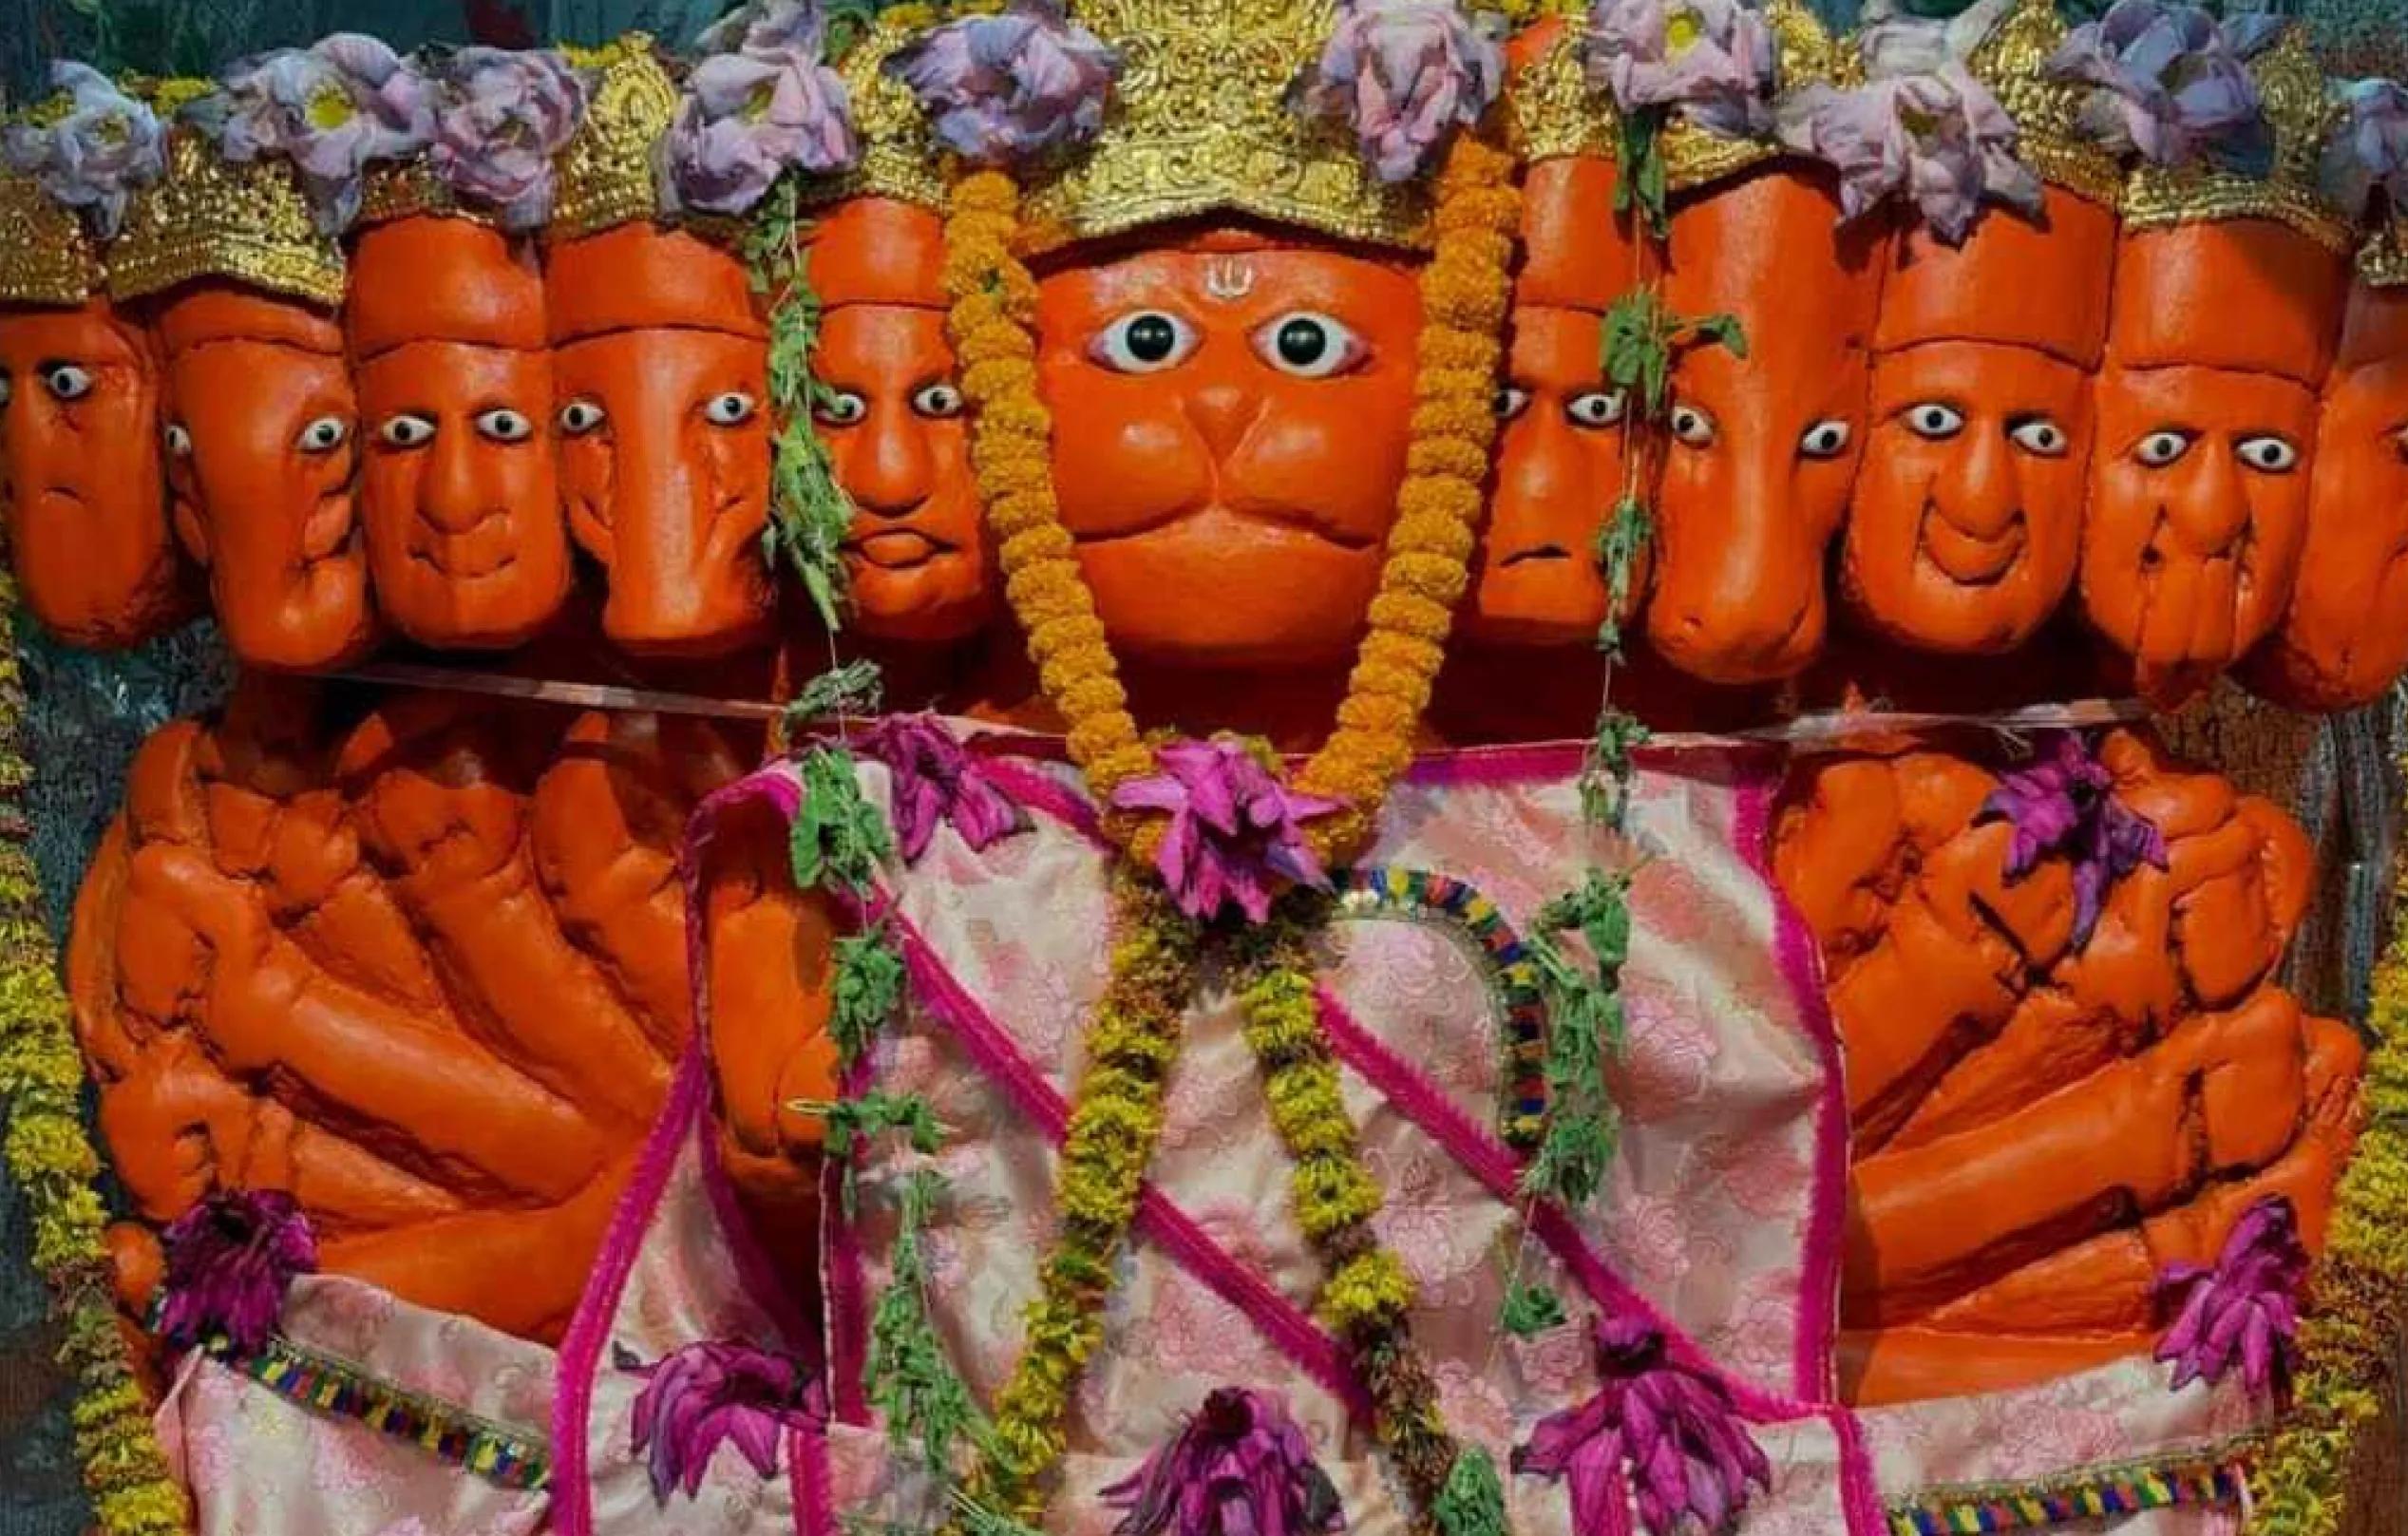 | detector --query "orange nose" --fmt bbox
[846,405,935,520]
[1184,380,1261,462]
